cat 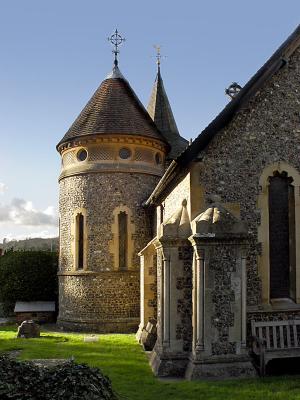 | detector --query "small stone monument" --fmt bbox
[83,335,99,343]
[17,320,40,338]
[141,320,157,351]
